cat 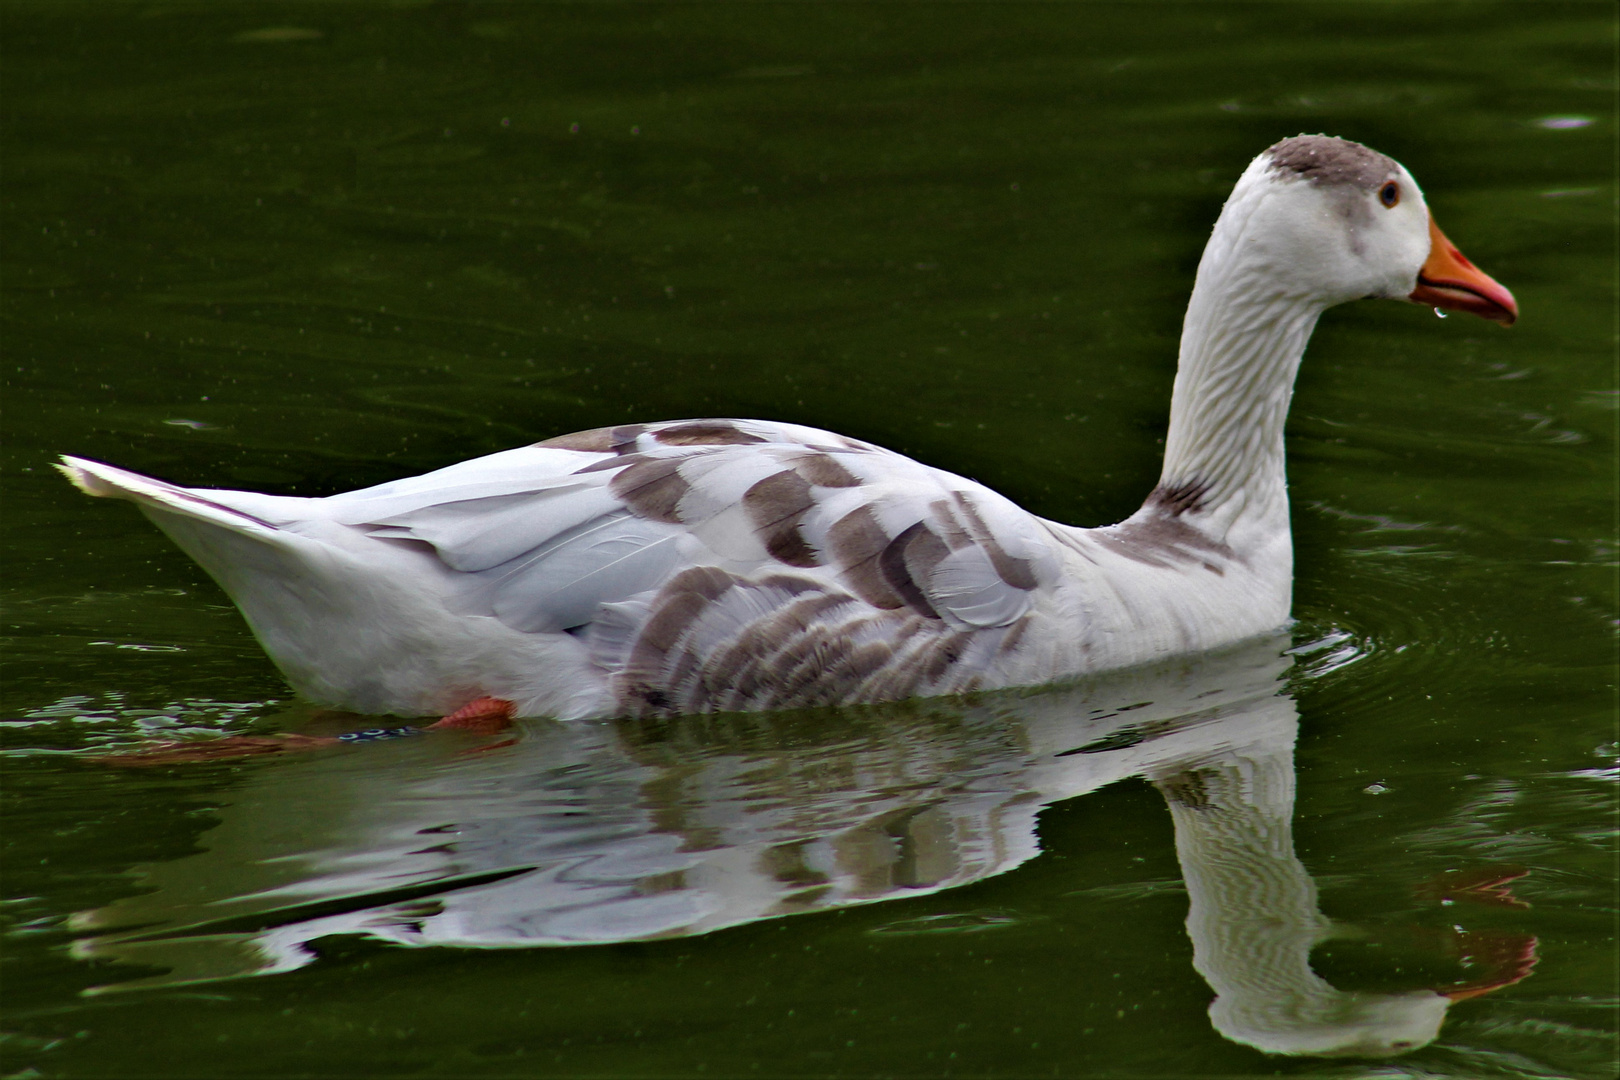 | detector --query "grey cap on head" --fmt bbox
[1266,135,1397,190]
